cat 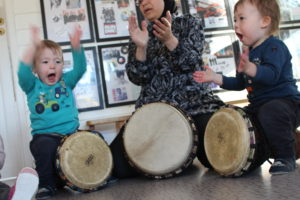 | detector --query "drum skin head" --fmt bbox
[123,102,194,176]
[204,107,250,176]
[58,131,113,190]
